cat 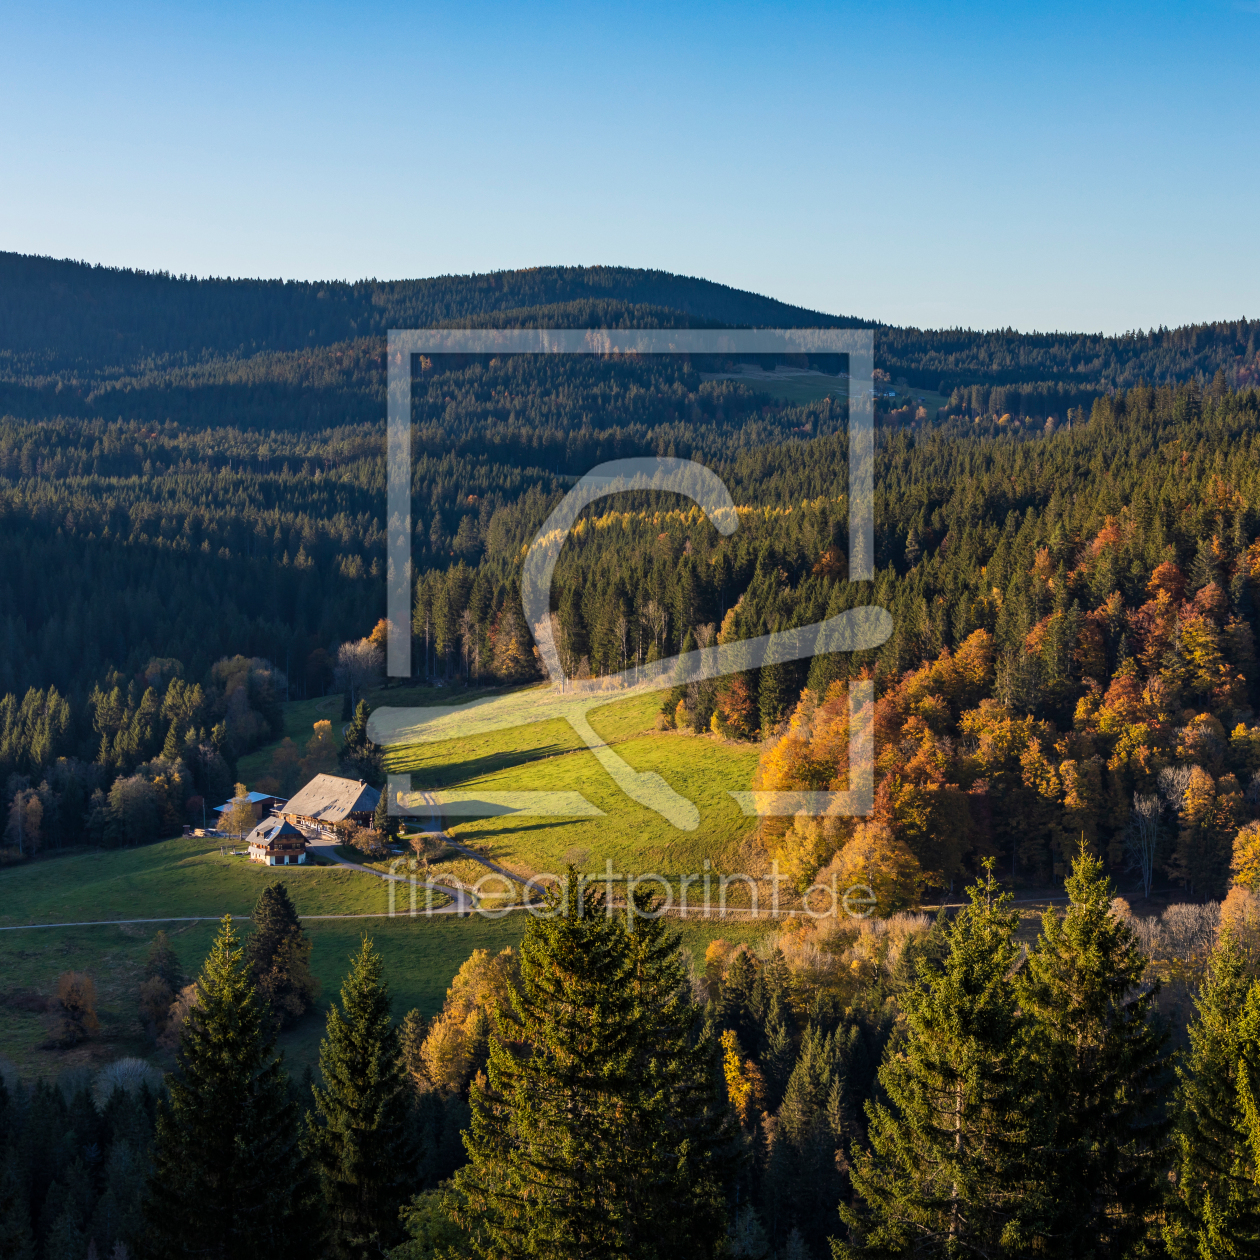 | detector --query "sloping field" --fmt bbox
[0,835,394,927]
[384,689,763,879]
